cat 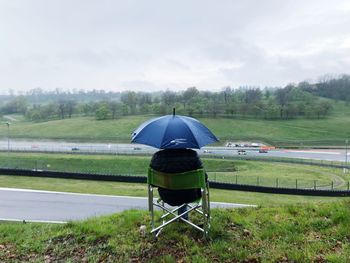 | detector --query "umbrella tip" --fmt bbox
[173,108,175,116]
